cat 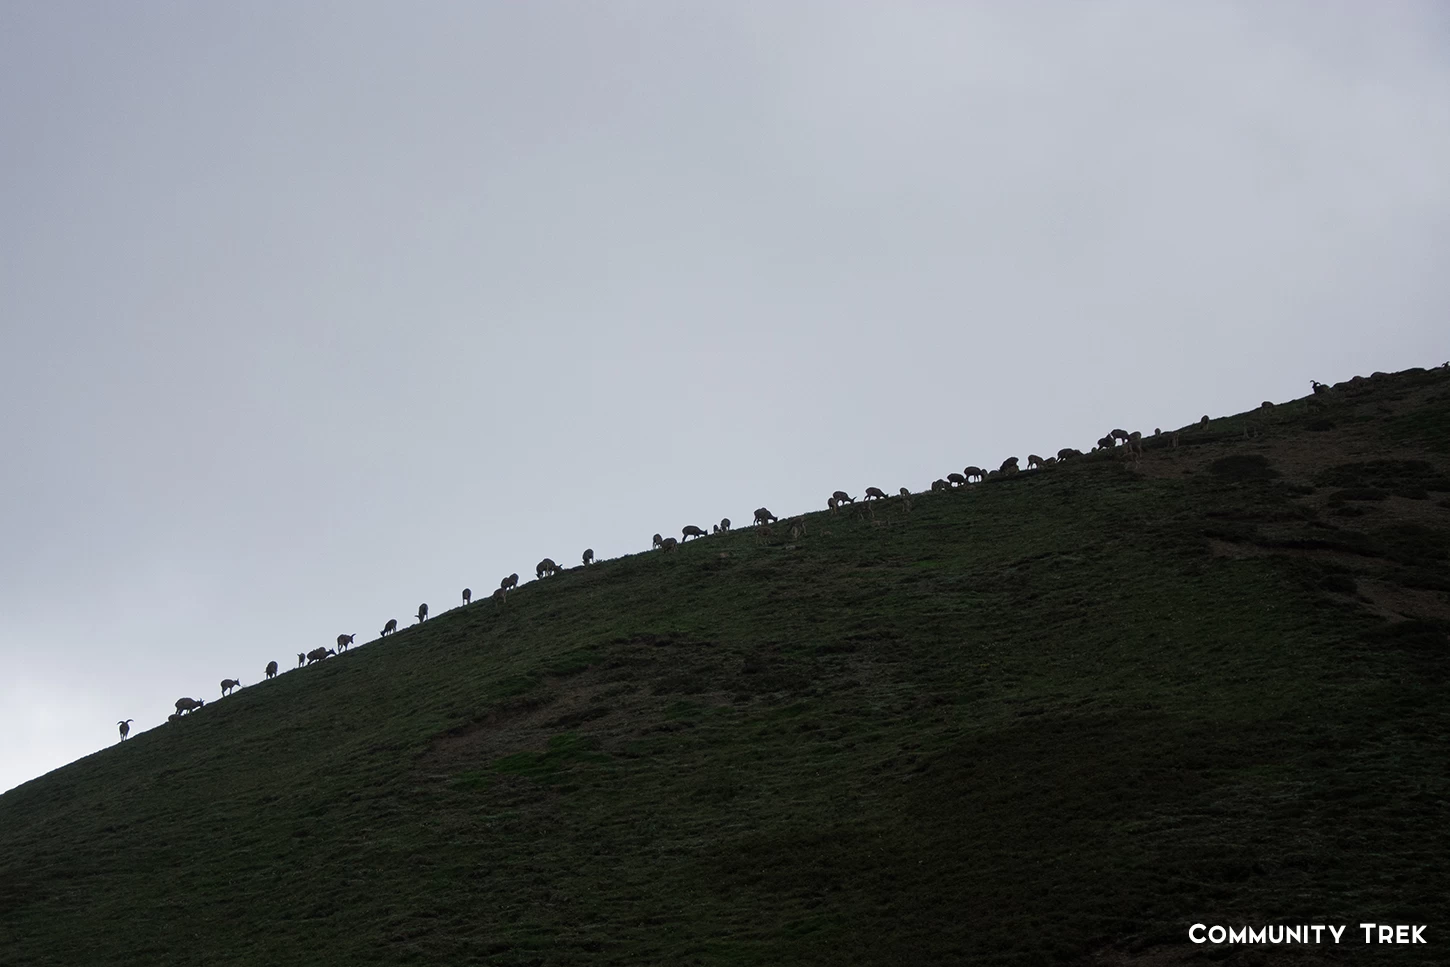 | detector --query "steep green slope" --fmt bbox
[2,368,1448,967]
